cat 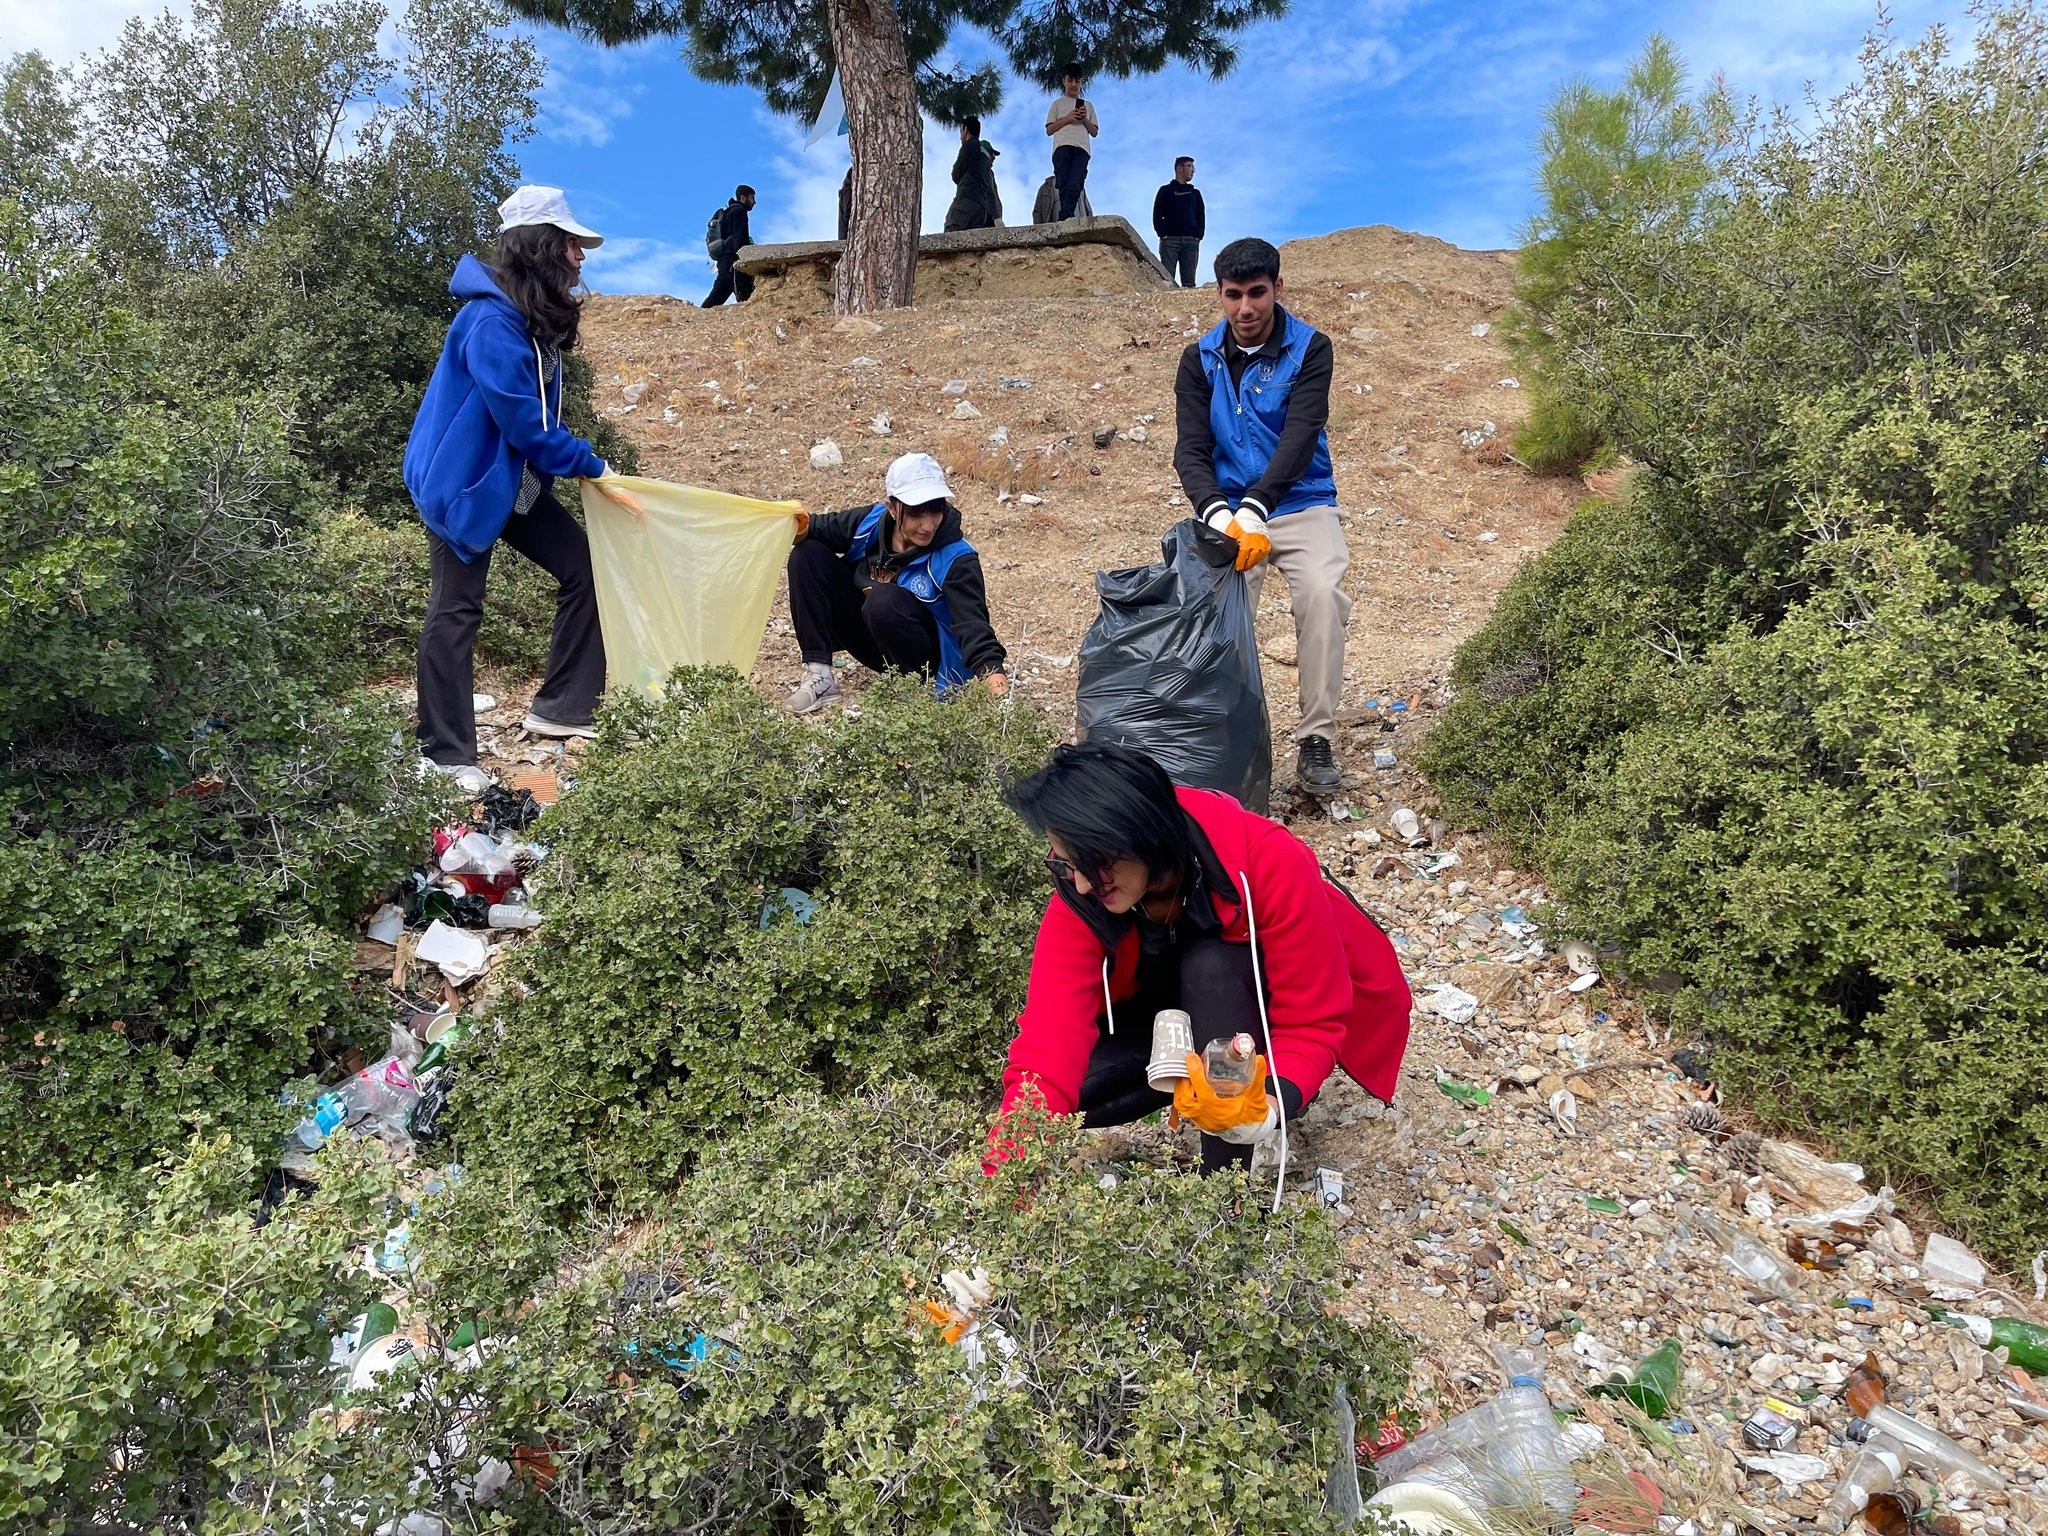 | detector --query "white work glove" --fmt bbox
[1203,504,1272,572]
[1215,1101,1281,1146]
